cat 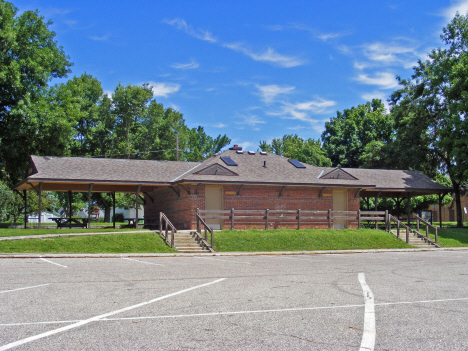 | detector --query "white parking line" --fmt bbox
[39,258,67,268]
[192,257,252,265]
[0,278,226,351]
[121,257,164,266]
[3,295,468,327]
[358,273,375,351]
[0,284,49,295]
